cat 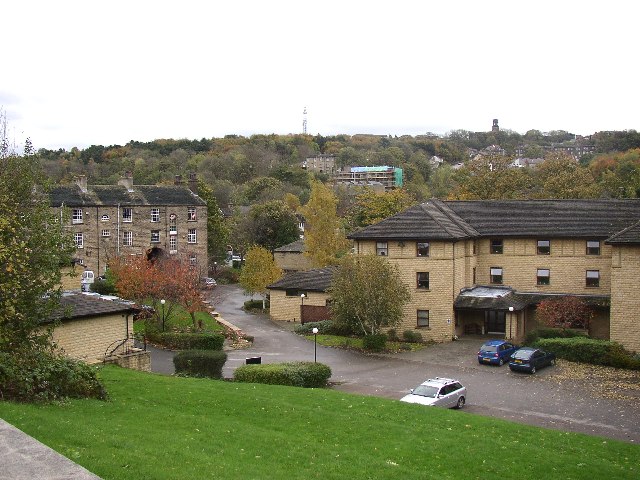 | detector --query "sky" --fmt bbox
[2,0,639,151]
